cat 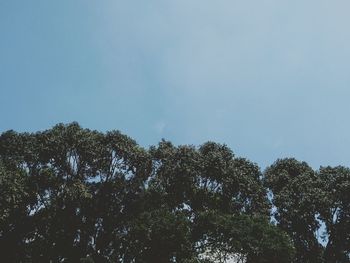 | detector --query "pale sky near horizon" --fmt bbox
[1,1,350,169]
